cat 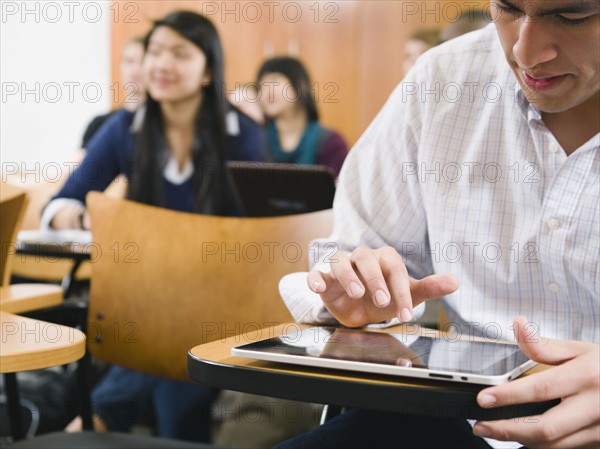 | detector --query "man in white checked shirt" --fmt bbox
[276,1,599,448]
